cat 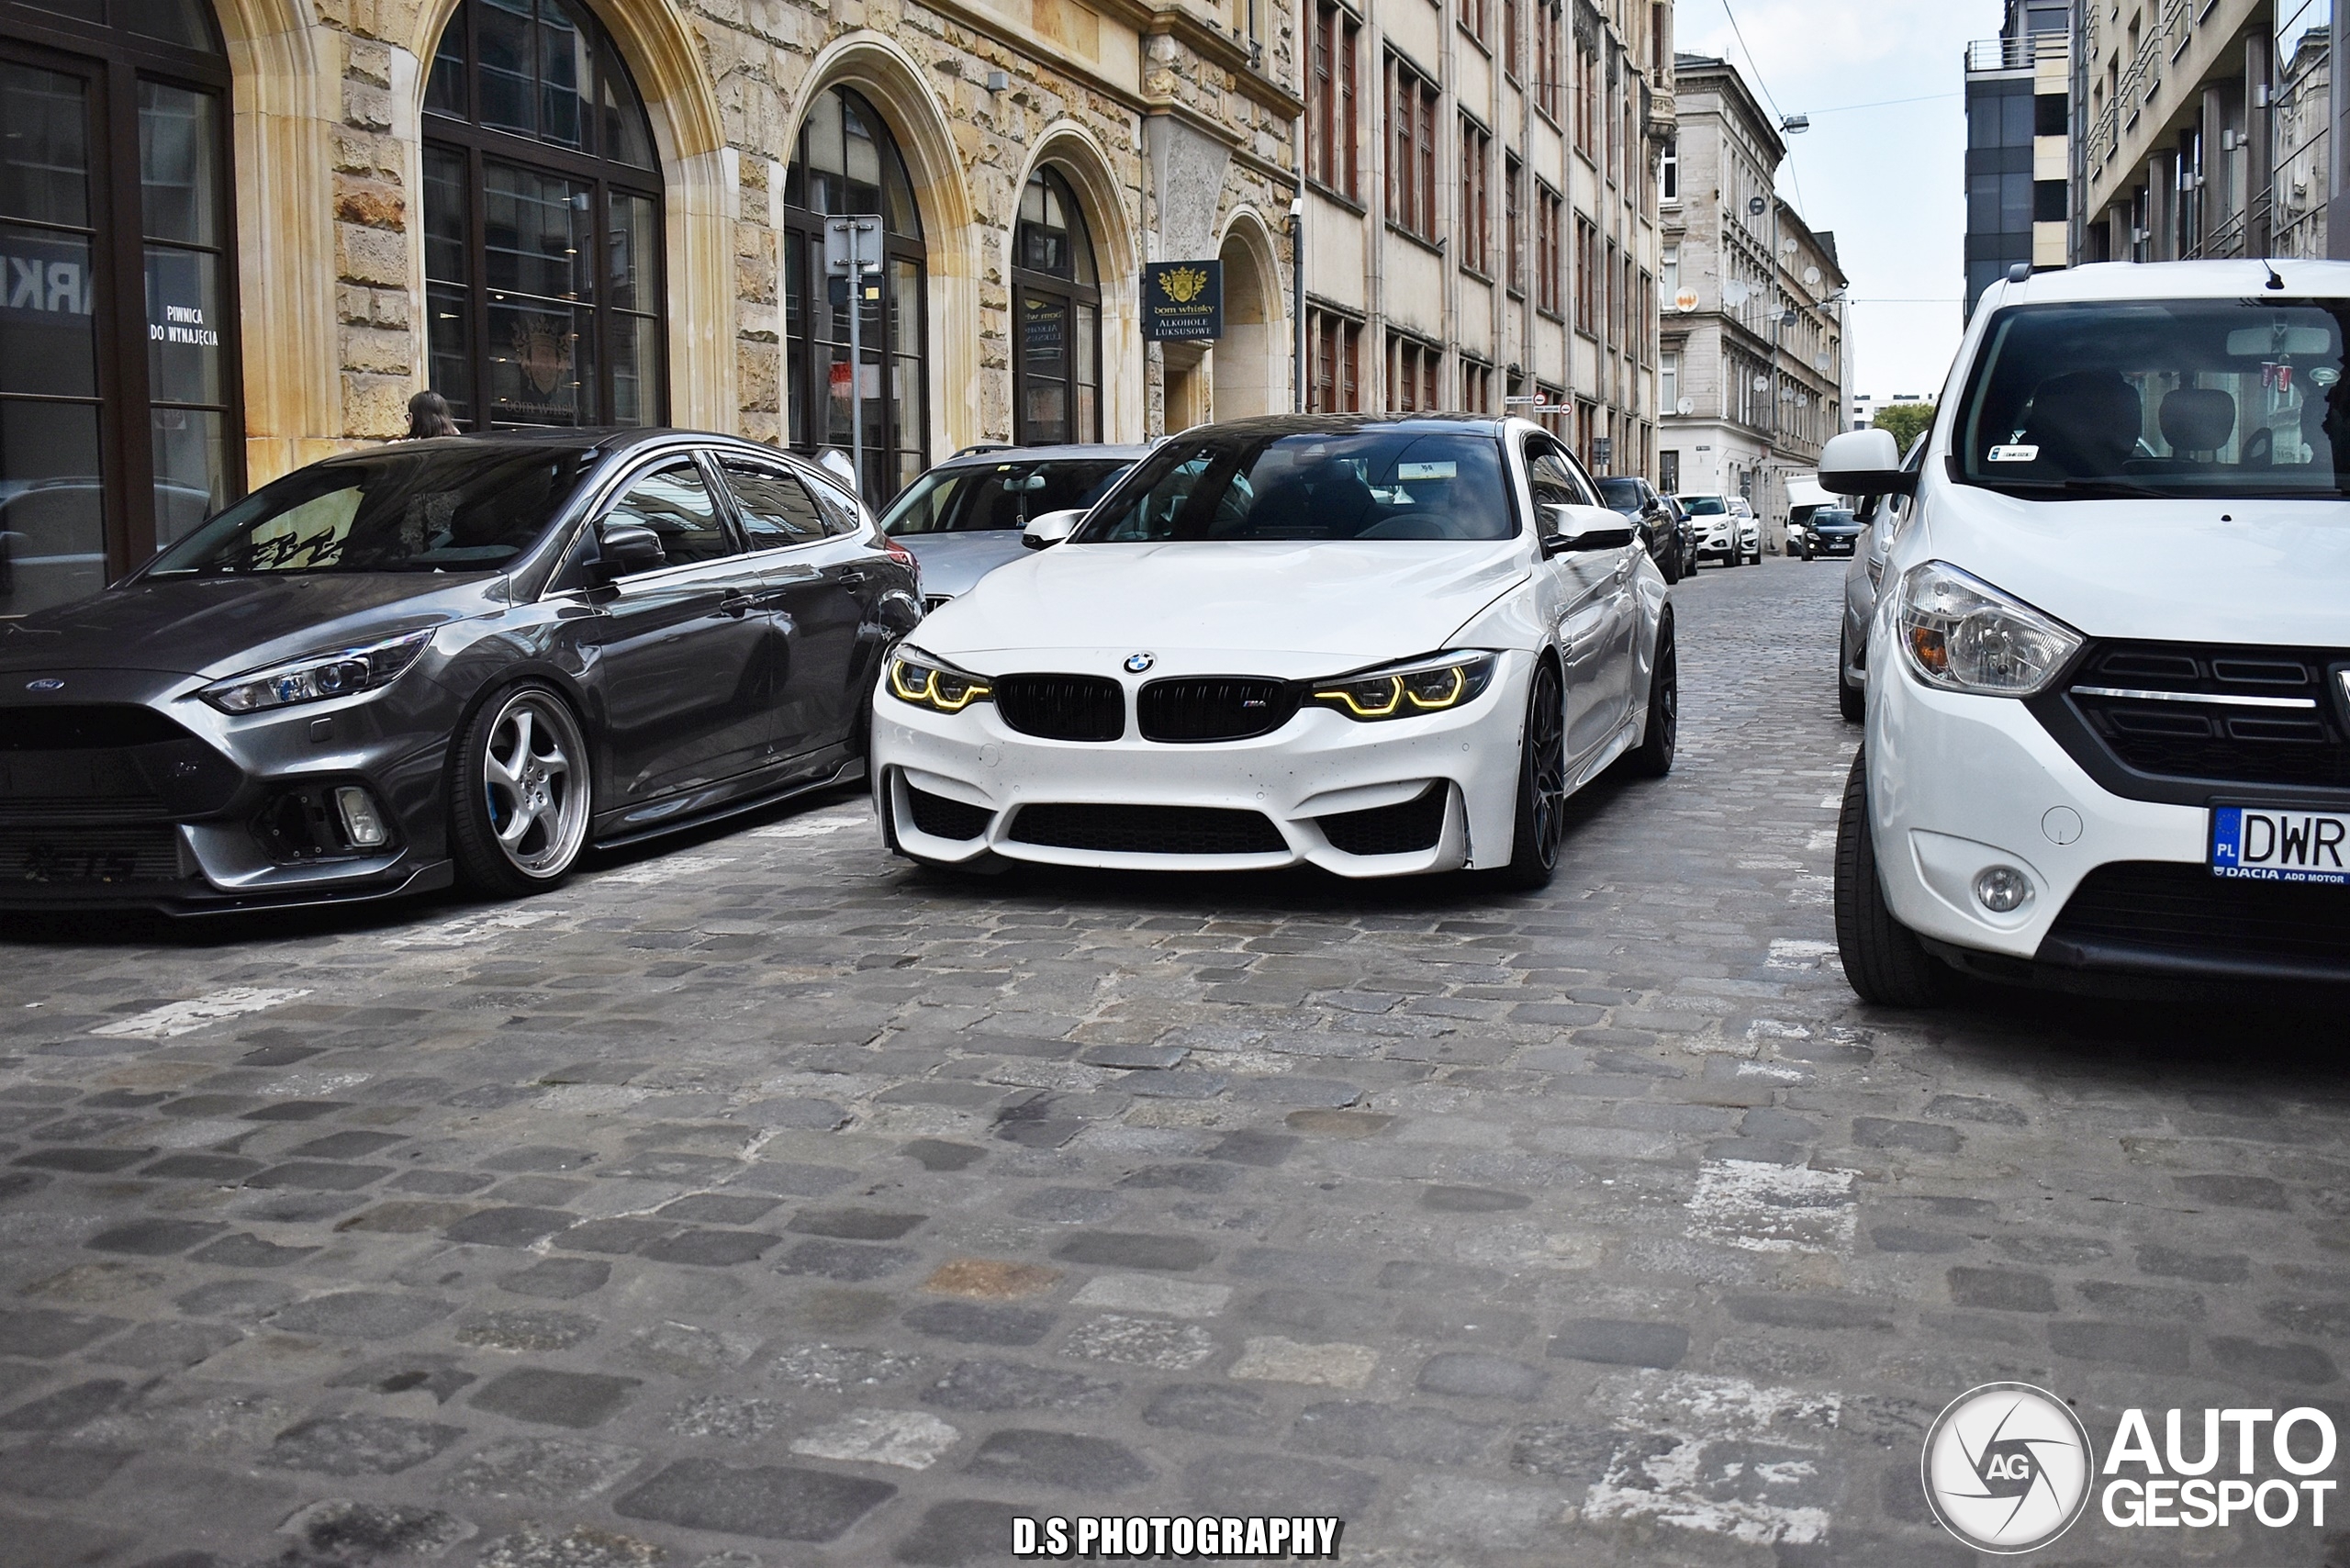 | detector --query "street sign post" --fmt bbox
[824,217,884,494]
